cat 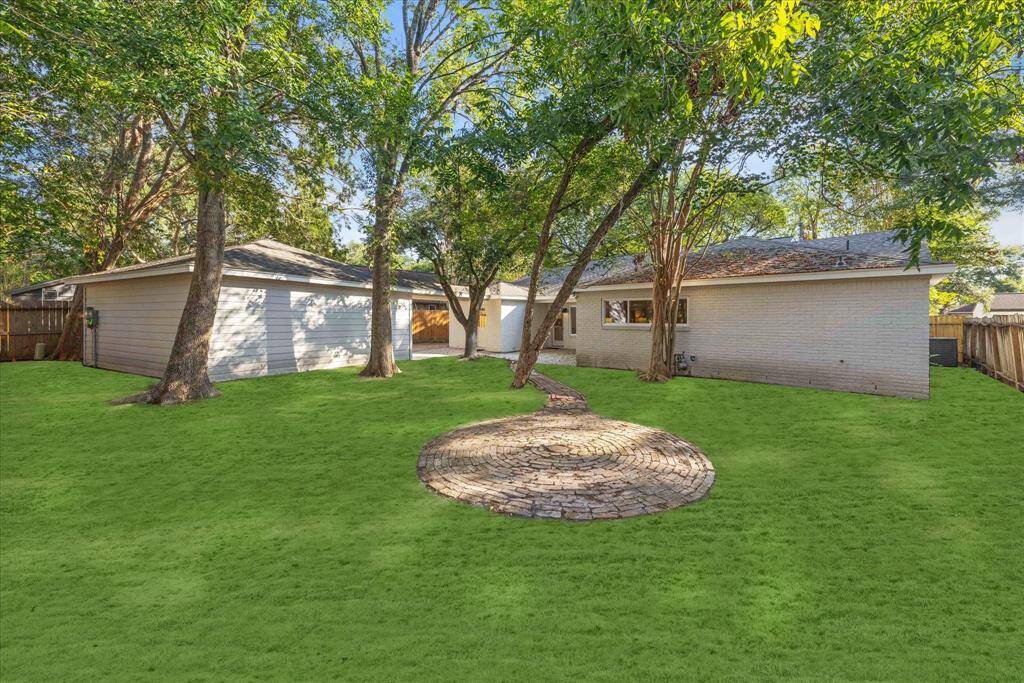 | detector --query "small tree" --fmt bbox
[402,136,534,358]
[337,0,516,377]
